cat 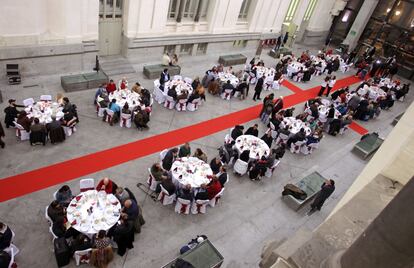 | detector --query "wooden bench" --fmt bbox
[352,133,384,160]
[161,239,224,268]
[143,64,181,79]
[218,54,247,67]
[392,113,404,126]
[61,71,108,92]
[282,171,326,211]
[269,47,292,59]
